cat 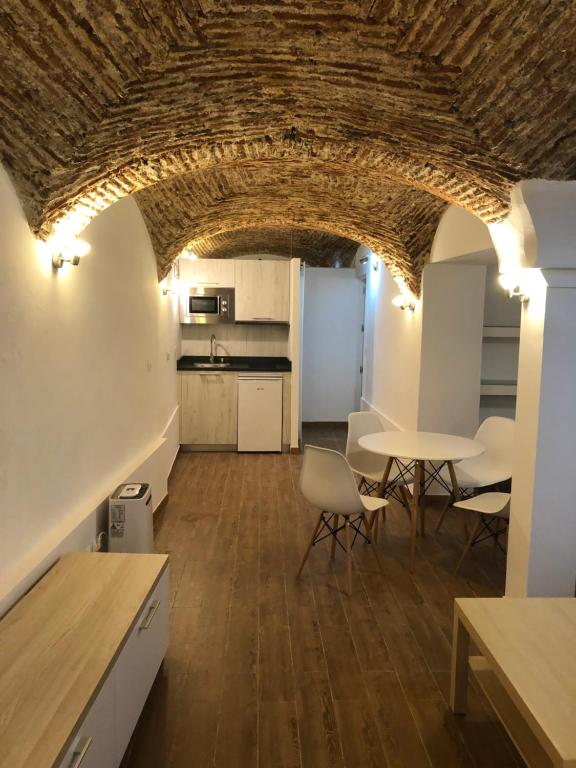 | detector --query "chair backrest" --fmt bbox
[300,444,365,515]
[475,416,515,465]
[346,410,384,459]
